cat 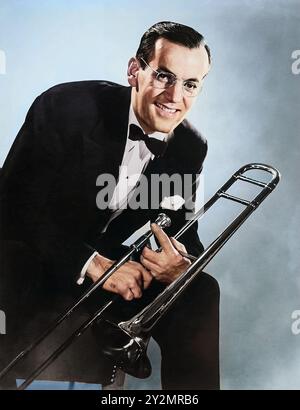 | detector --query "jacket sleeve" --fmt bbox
[0,94,95,282]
